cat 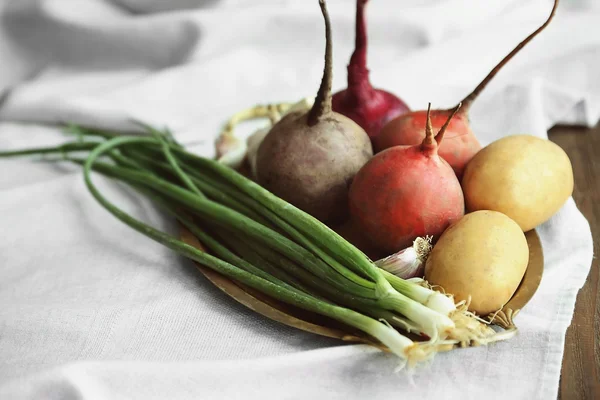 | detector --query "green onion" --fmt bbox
[81,137,456,339]
[119,148,273,228]
[210,229,313,295]
[382,271,457,316]
[69,138,379,299]
[80,136,429,364]
[123,143,457,327]
[0,141,99,158]
[149,129,204,198]
[237,235,424,334]
[91,155,380,300]
[1,127,501,347]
